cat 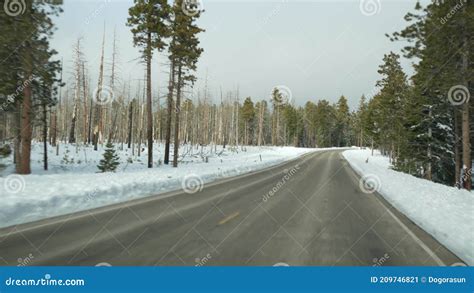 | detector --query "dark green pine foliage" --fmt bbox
[0,0,63,174]
[281,105,305,147]
[168,0,204,85]
[355,95,370,147]
[98,142,120,173]
[389,1,473,185]
[376,52,409,161]
[170,0,204,167]
[334,95,351,147]
[127,0,171,168]
[0,1,62,111]
[241,97,255,144]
